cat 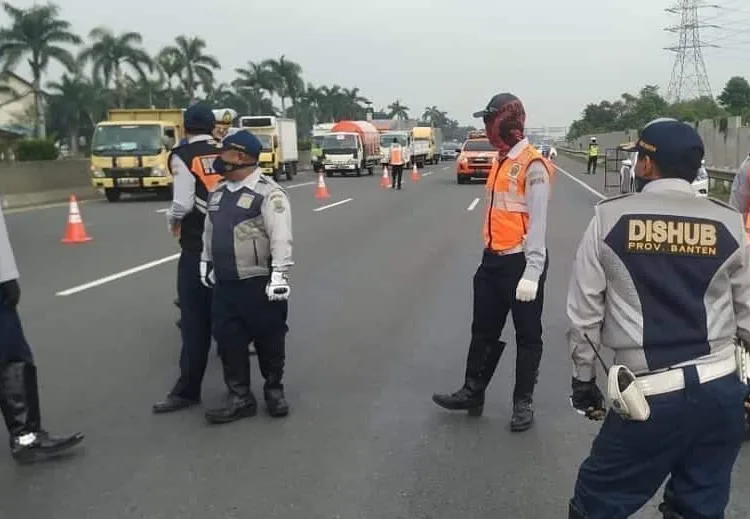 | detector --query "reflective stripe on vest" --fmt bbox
[588,145,599,157]
[744,212,750,244]
[483,145,554,251]
[390,144,404,165]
